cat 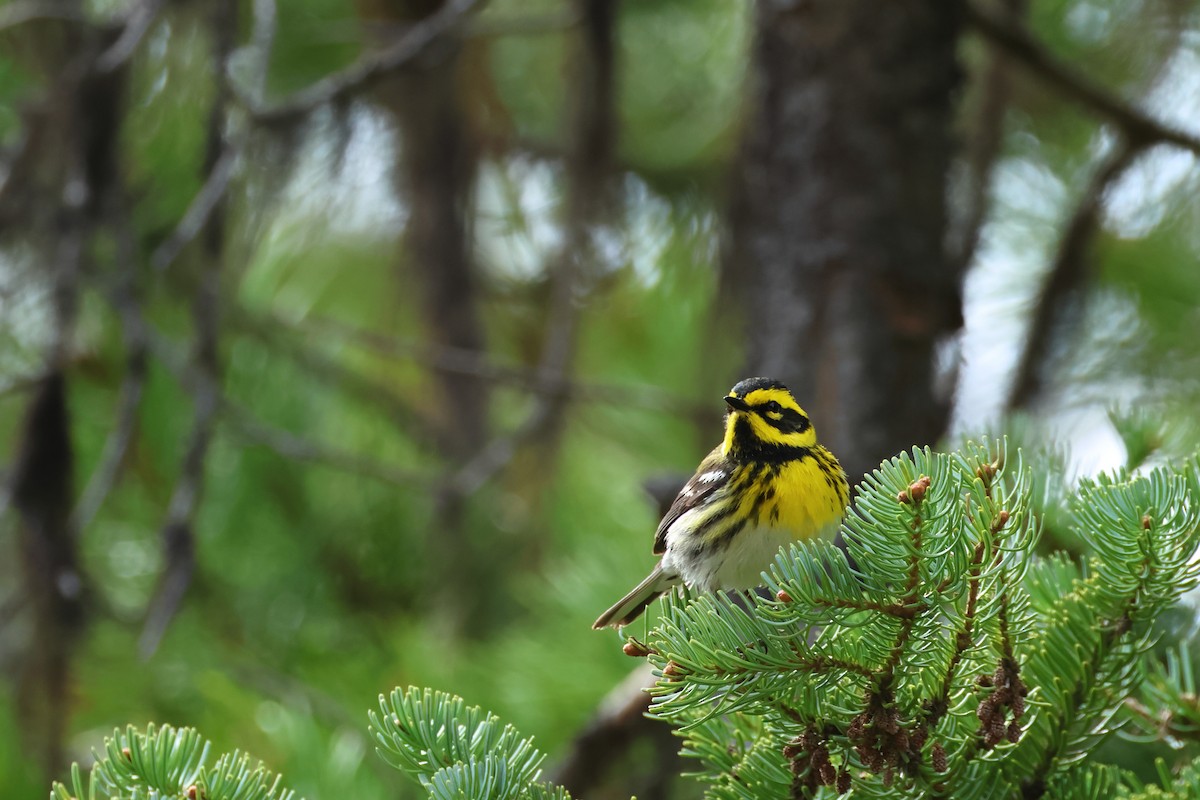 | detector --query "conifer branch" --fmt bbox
[71,211,147,534]
[641,442,1199,797]
[1005,139,1144,412]
[0,0,86,31]
[94,0,167,73]
[964,1,1200,154]
[51,724,296,800]
[243,0,486,126]
[47,445,1200,800]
